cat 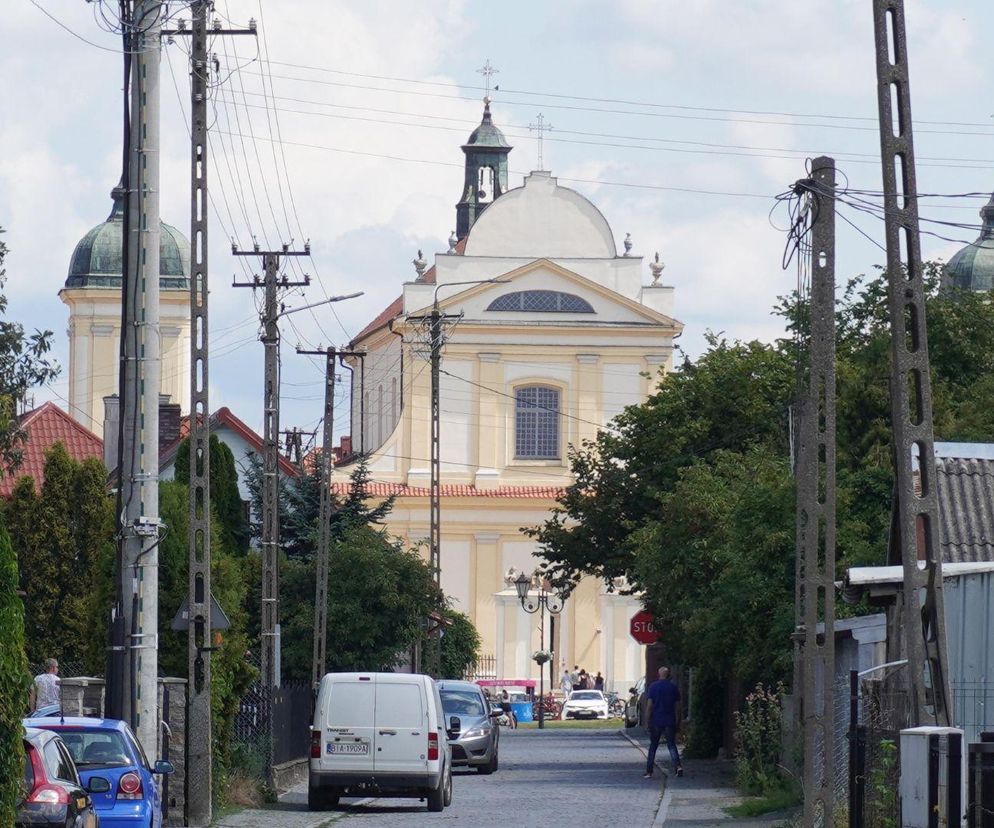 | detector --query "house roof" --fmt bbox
[352,237,467,345]
[159,406,299,477]
[936,454,994,563]
[329,481,564,499]
[0,402,104,497]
